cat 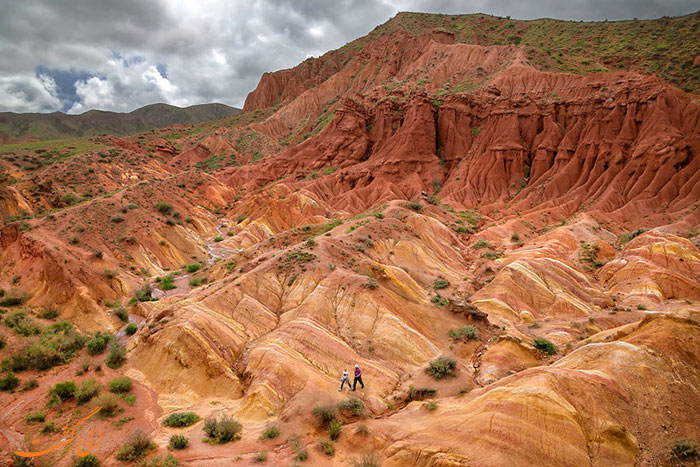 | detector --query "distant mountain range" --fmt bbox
[0,103,240,142]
